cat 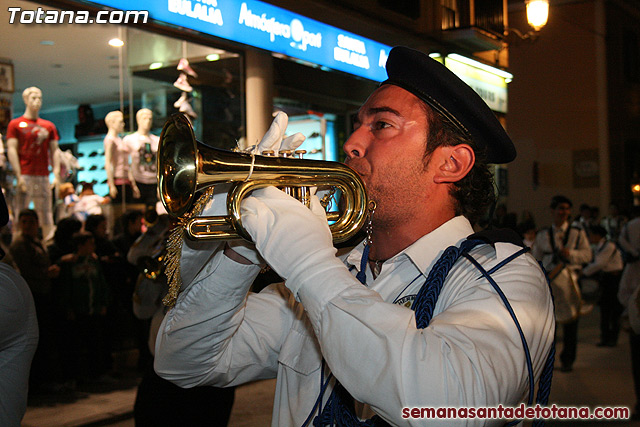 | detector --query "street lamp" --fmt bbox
[506,0,549,42]
[526,0,549,31]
